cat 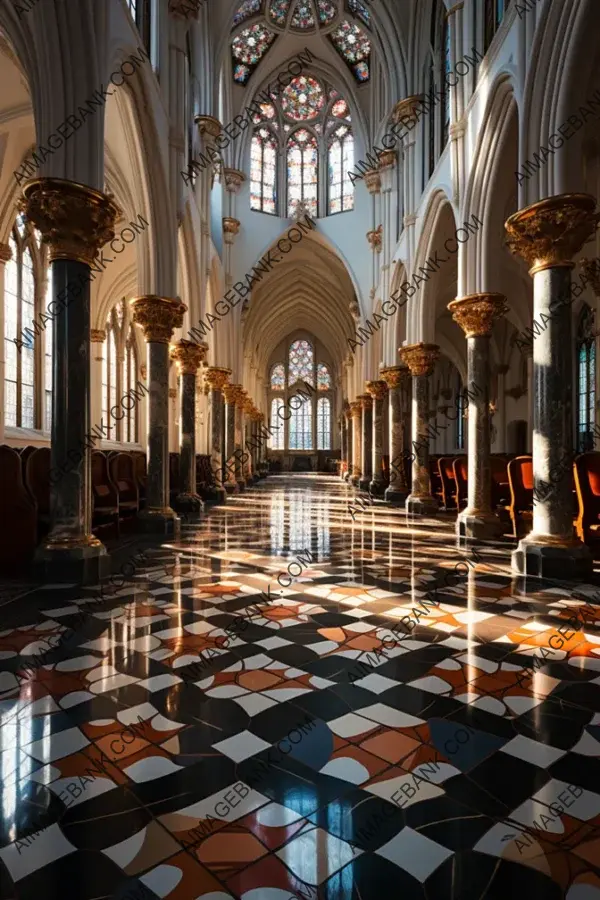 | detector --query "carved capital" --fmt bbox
[378,149,397,170]
[0,242,11,264]
[448,292,507,338]
[90,328,106,343]
[195,114,222,142]
[366,379,388,400]
[223,384,238,404]
[365,170,381,195]
[205,366,232,391]
[367,225,383,253]
[223,217,241,244]
[235,385,248,409]
[391,95,425,126]
[131,295,187,344]
[380,365,409,389]
[170,339,208,374]
[243,396,254,414]
[357,392,372,410]
[399,342,440,377]
[223,168,246,193]
[349,400,362,418]
[22,178,120,267]
[505,193,600,275]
